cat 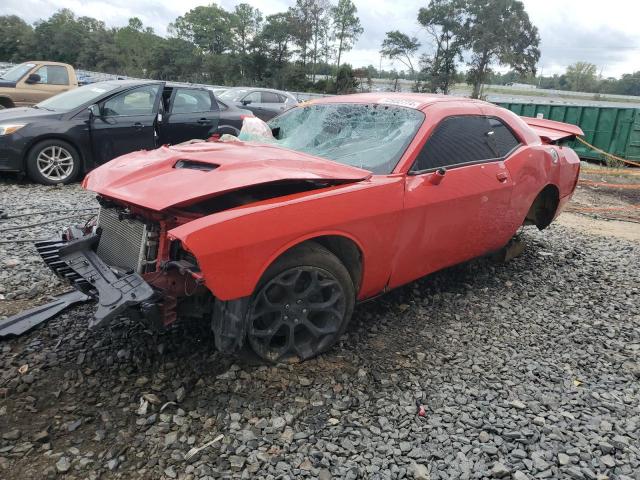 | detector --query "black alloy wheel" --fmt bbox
[246,243,355,363]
